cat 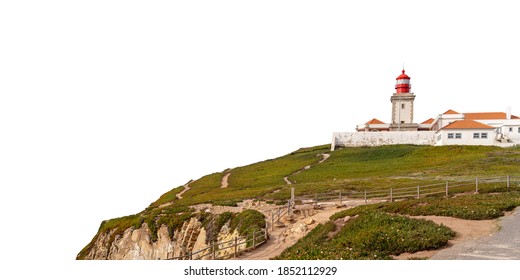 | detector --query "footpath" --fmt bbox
[431,208,520,260]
